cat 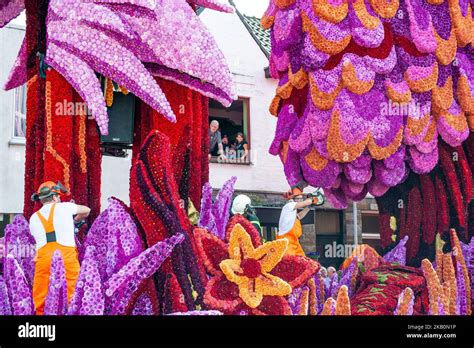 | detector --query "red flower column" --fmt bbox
[132,78,209,210]
[22,1,102,223]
